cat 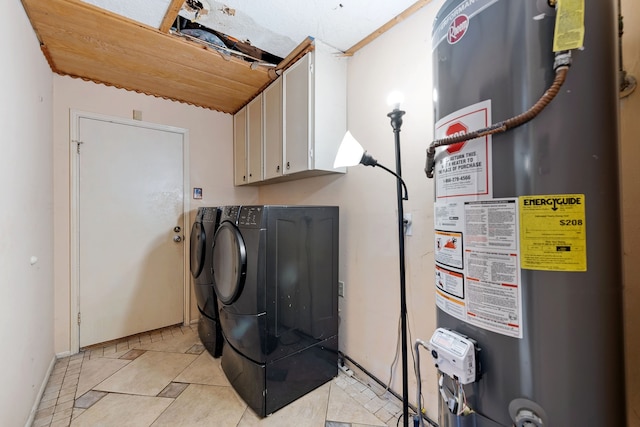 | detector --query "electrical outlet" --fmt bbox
[404,213,413,236]
[338,281,345,298]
